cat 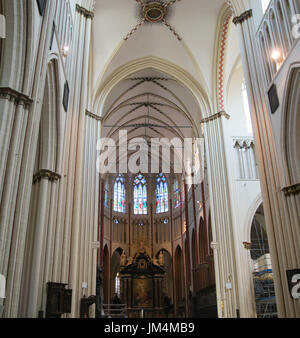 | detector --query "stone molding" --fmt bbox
[86,109,103,121]
[201,111,230,124]
[33,169,61,185]
[233,137,255,149]
[243,241,252,250]
[282,182,300,196]
[232,9,253,25]
[0,87,33,108]
[76,4,94,20]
